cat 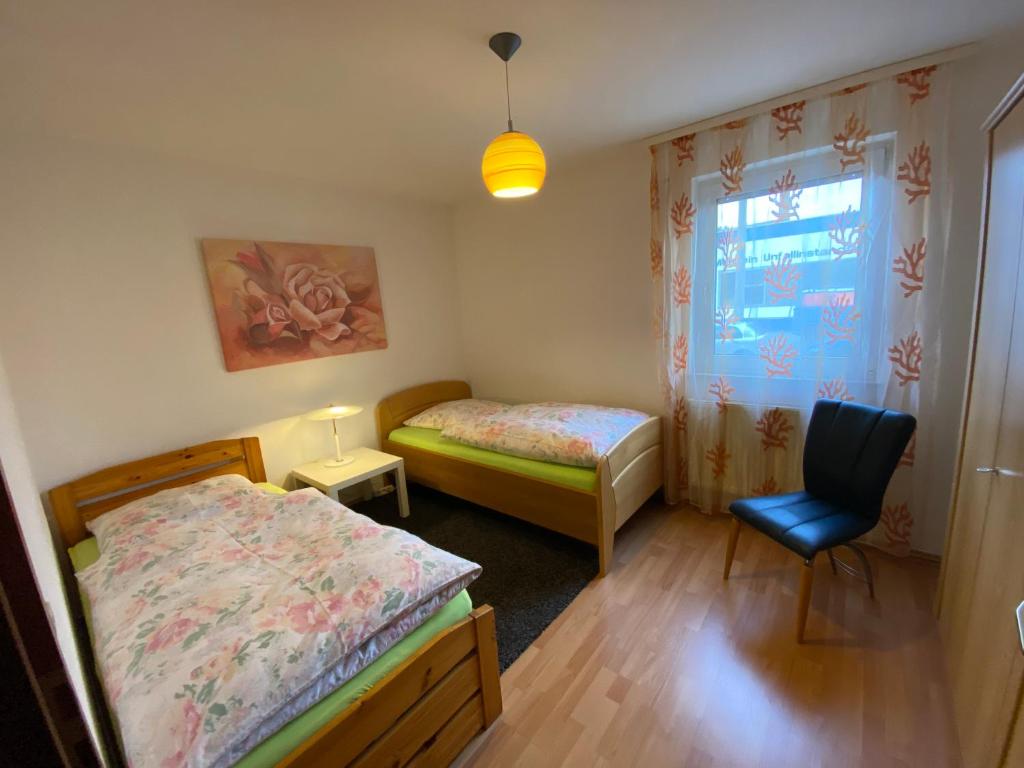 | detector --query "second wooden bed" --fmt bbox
[376,381,664,576]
